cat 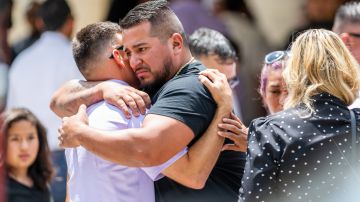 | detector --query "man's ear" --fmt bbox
[340,33,352,49]
[170,33,183,55]
[112,49,125,68]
